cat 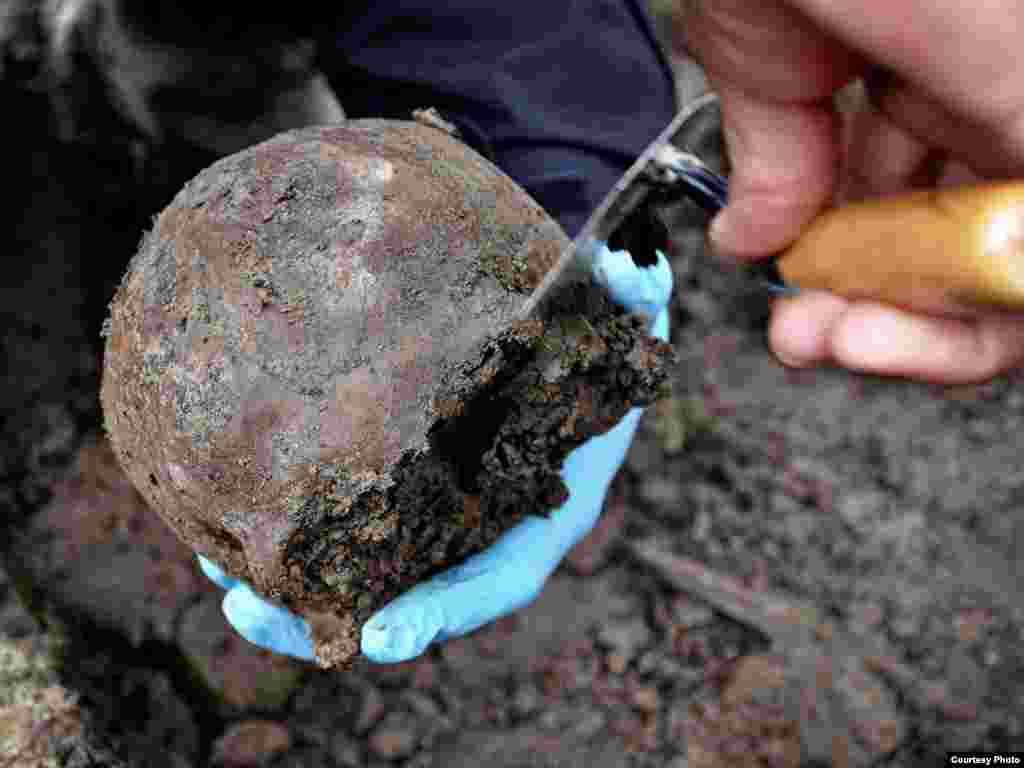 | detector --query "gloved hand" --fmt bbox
[198,243,673,664]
